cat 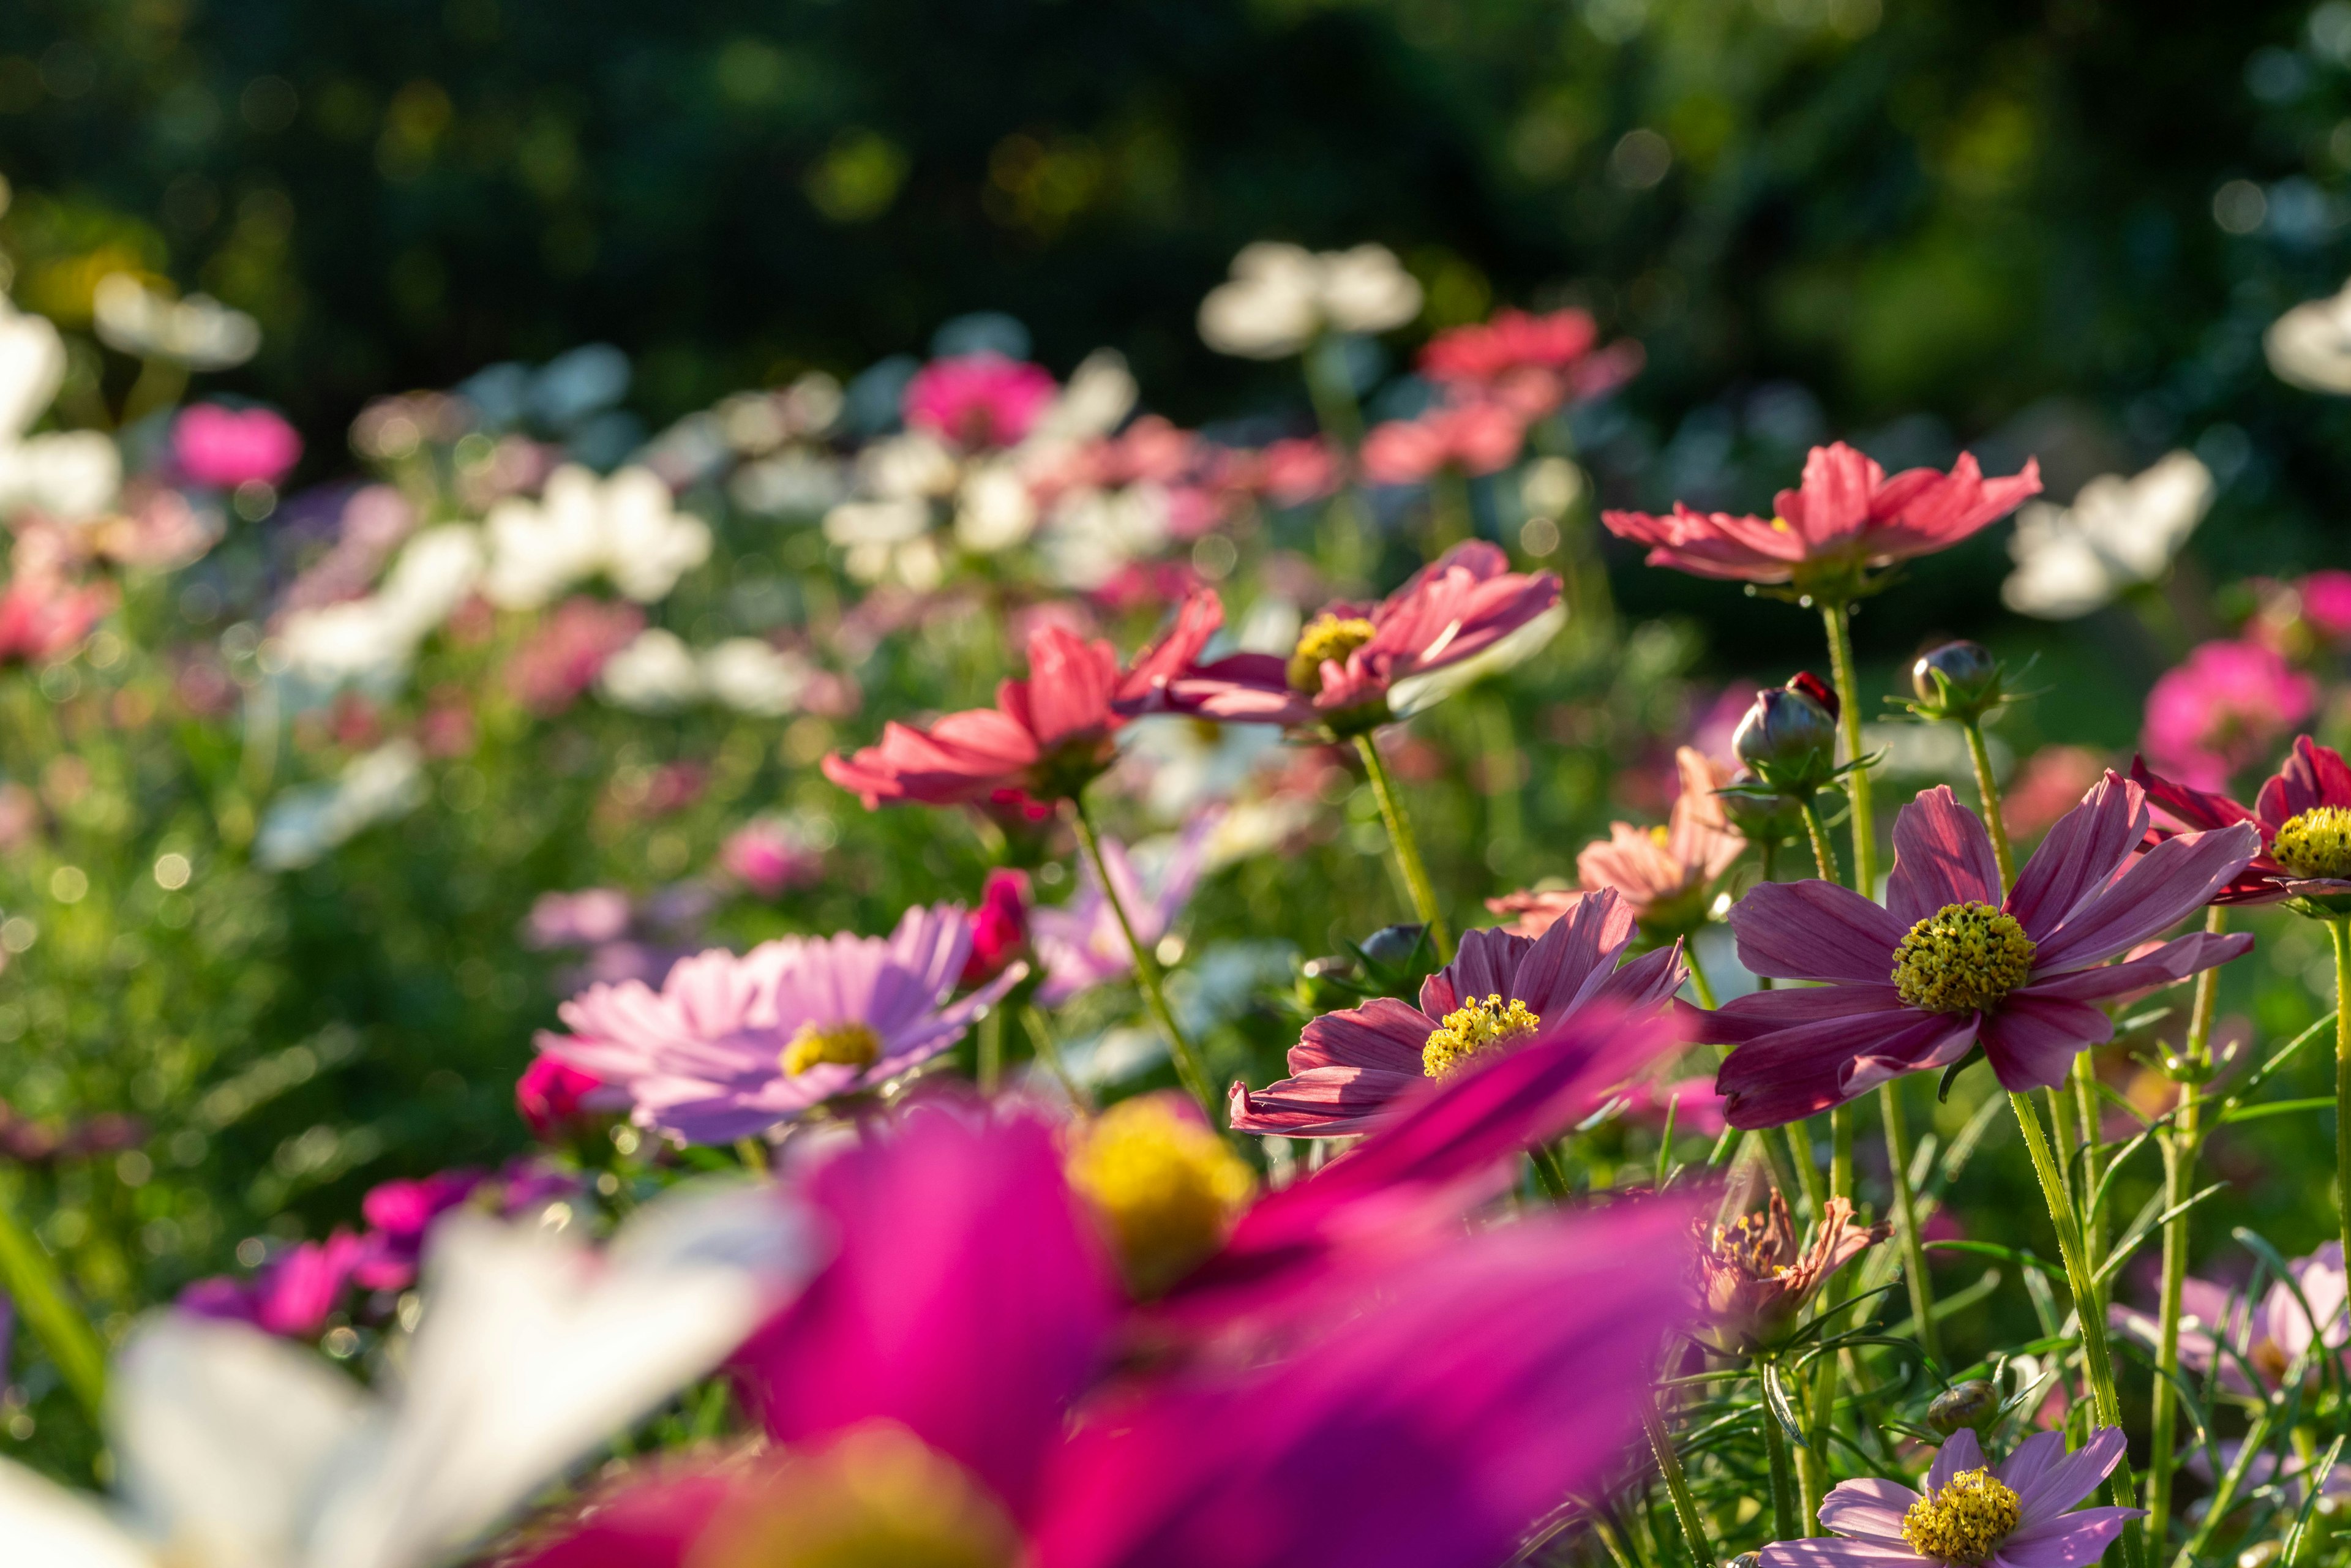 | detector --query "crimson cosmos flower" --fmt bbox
[823,591,1224,809]
[515,1065,1700,1568]
[2131,736,2351,909]
[1698,774,2256,1129]
[1602,441,2041,600]
[1119,541,1561,737]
